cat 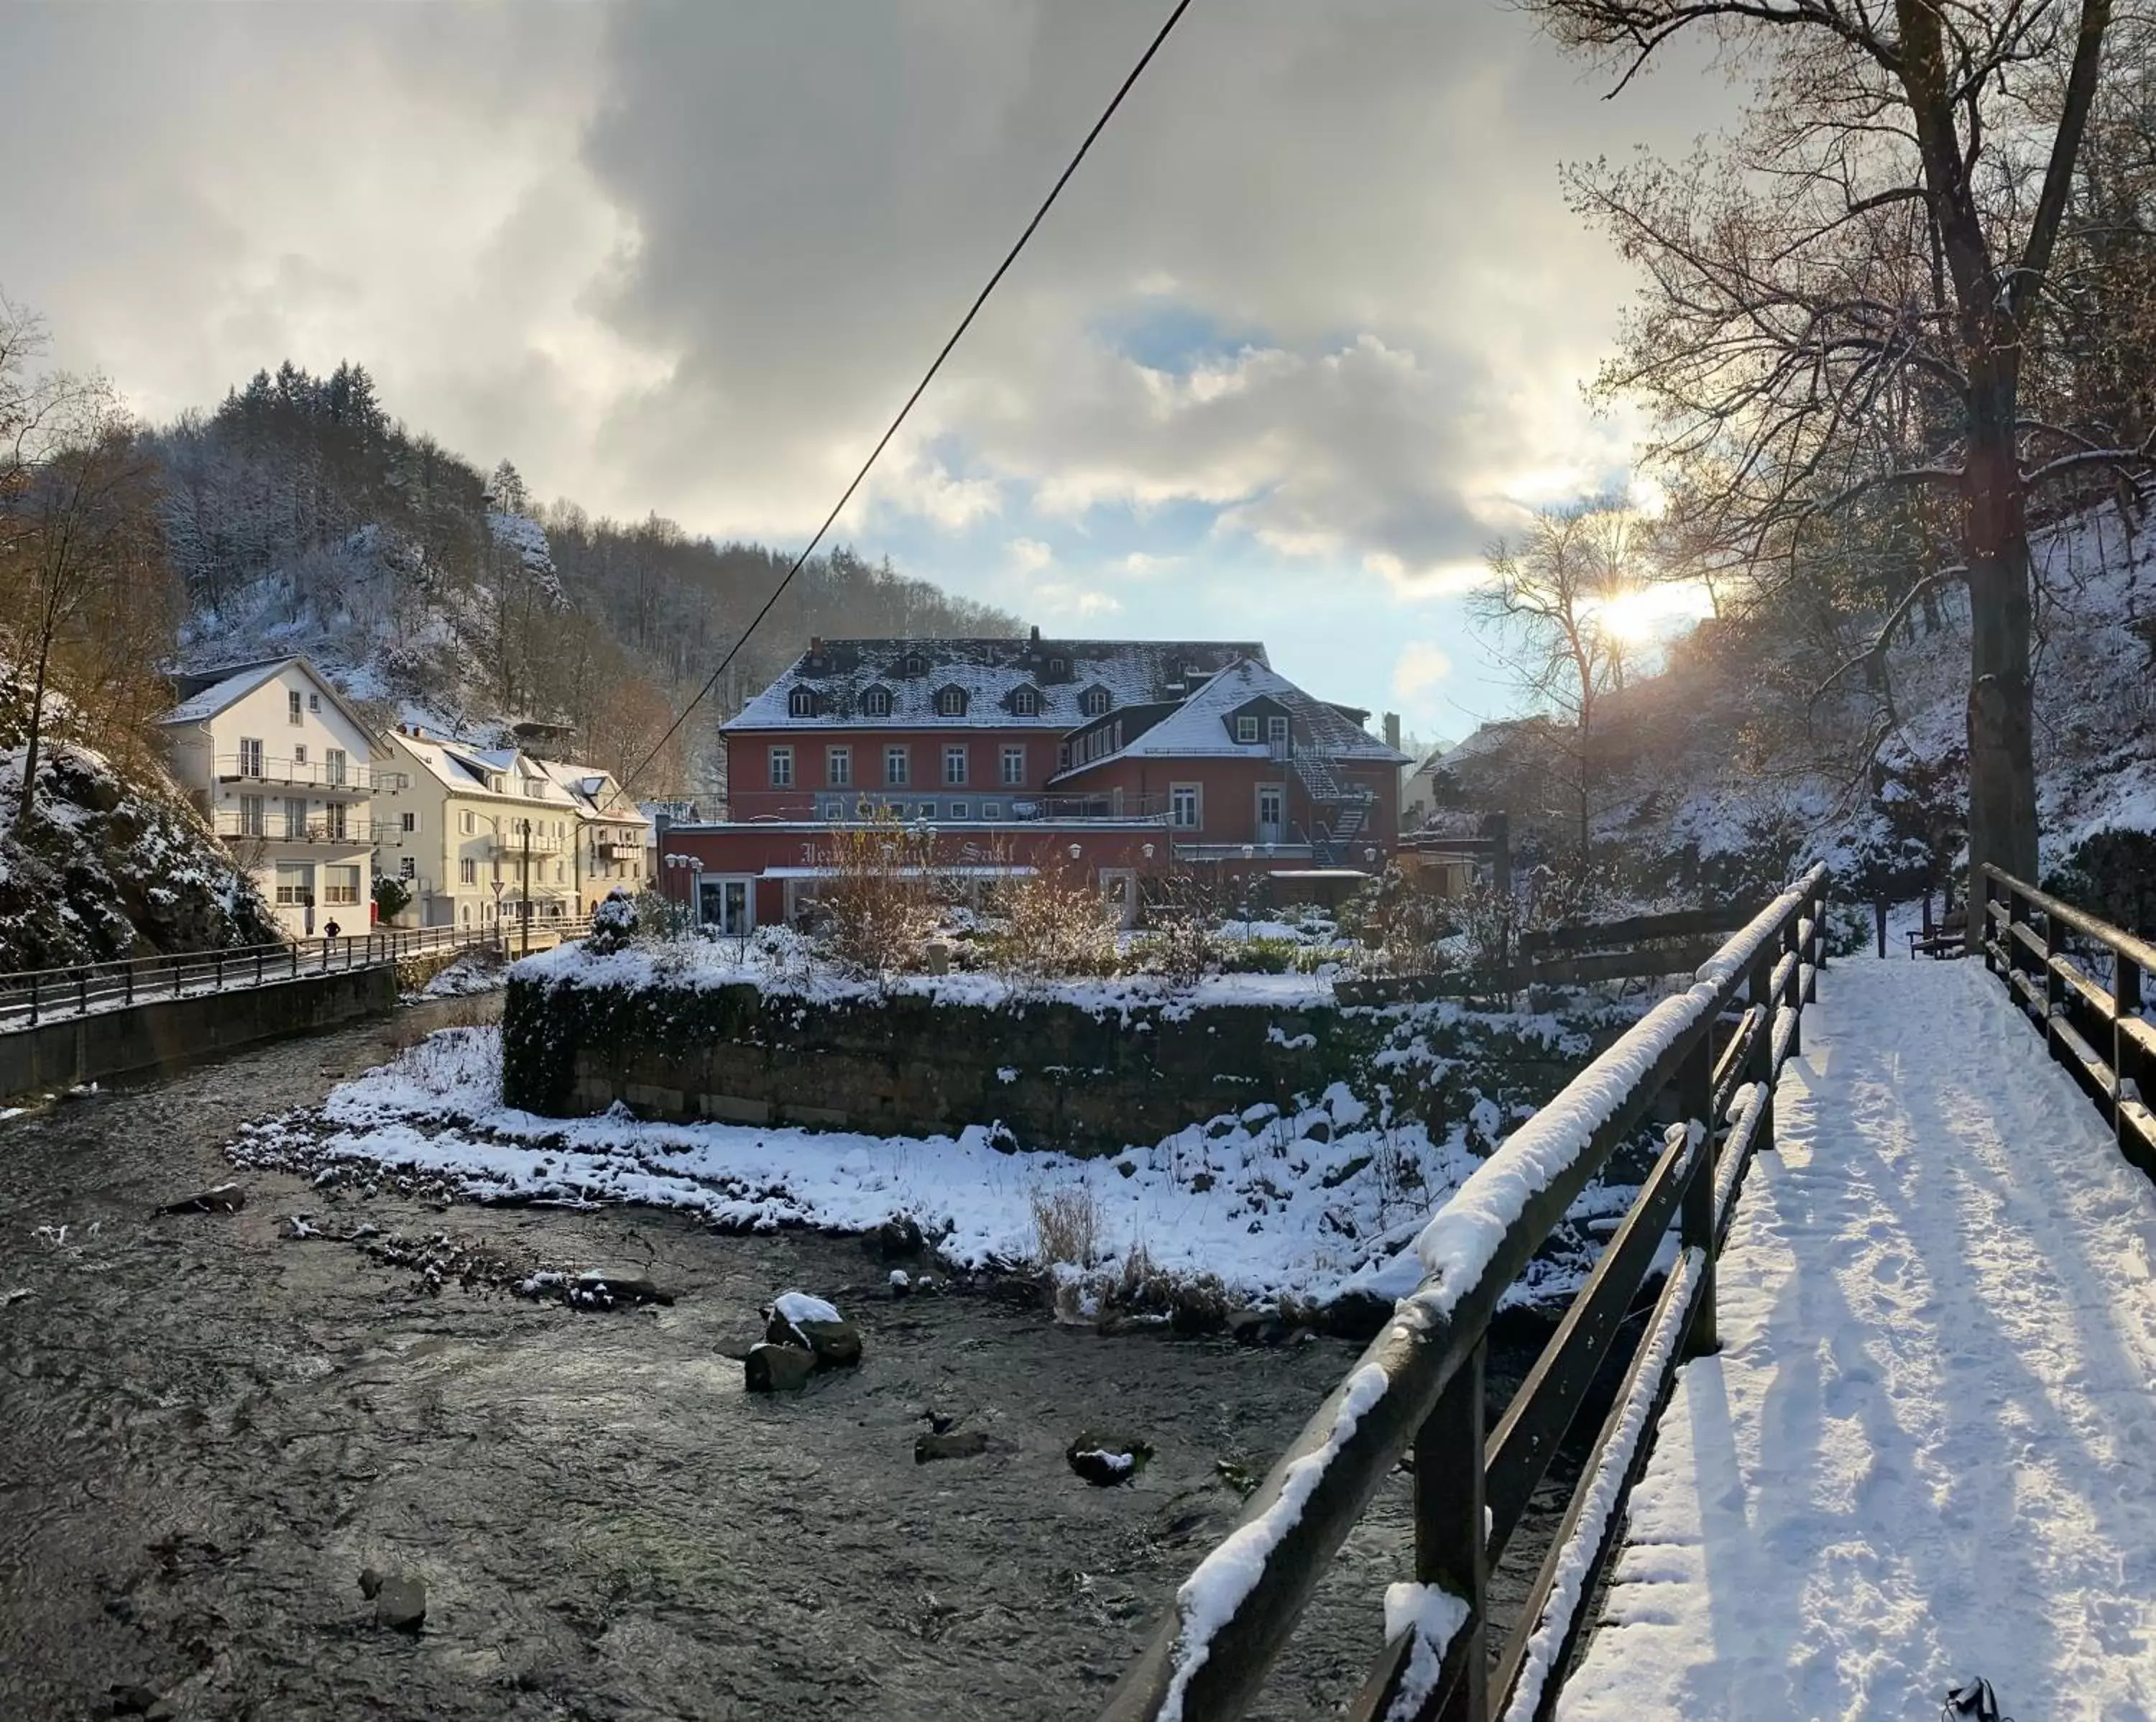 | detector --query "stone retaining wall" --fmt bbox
[0,965,397,1100]
[502,976,1374,1155]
